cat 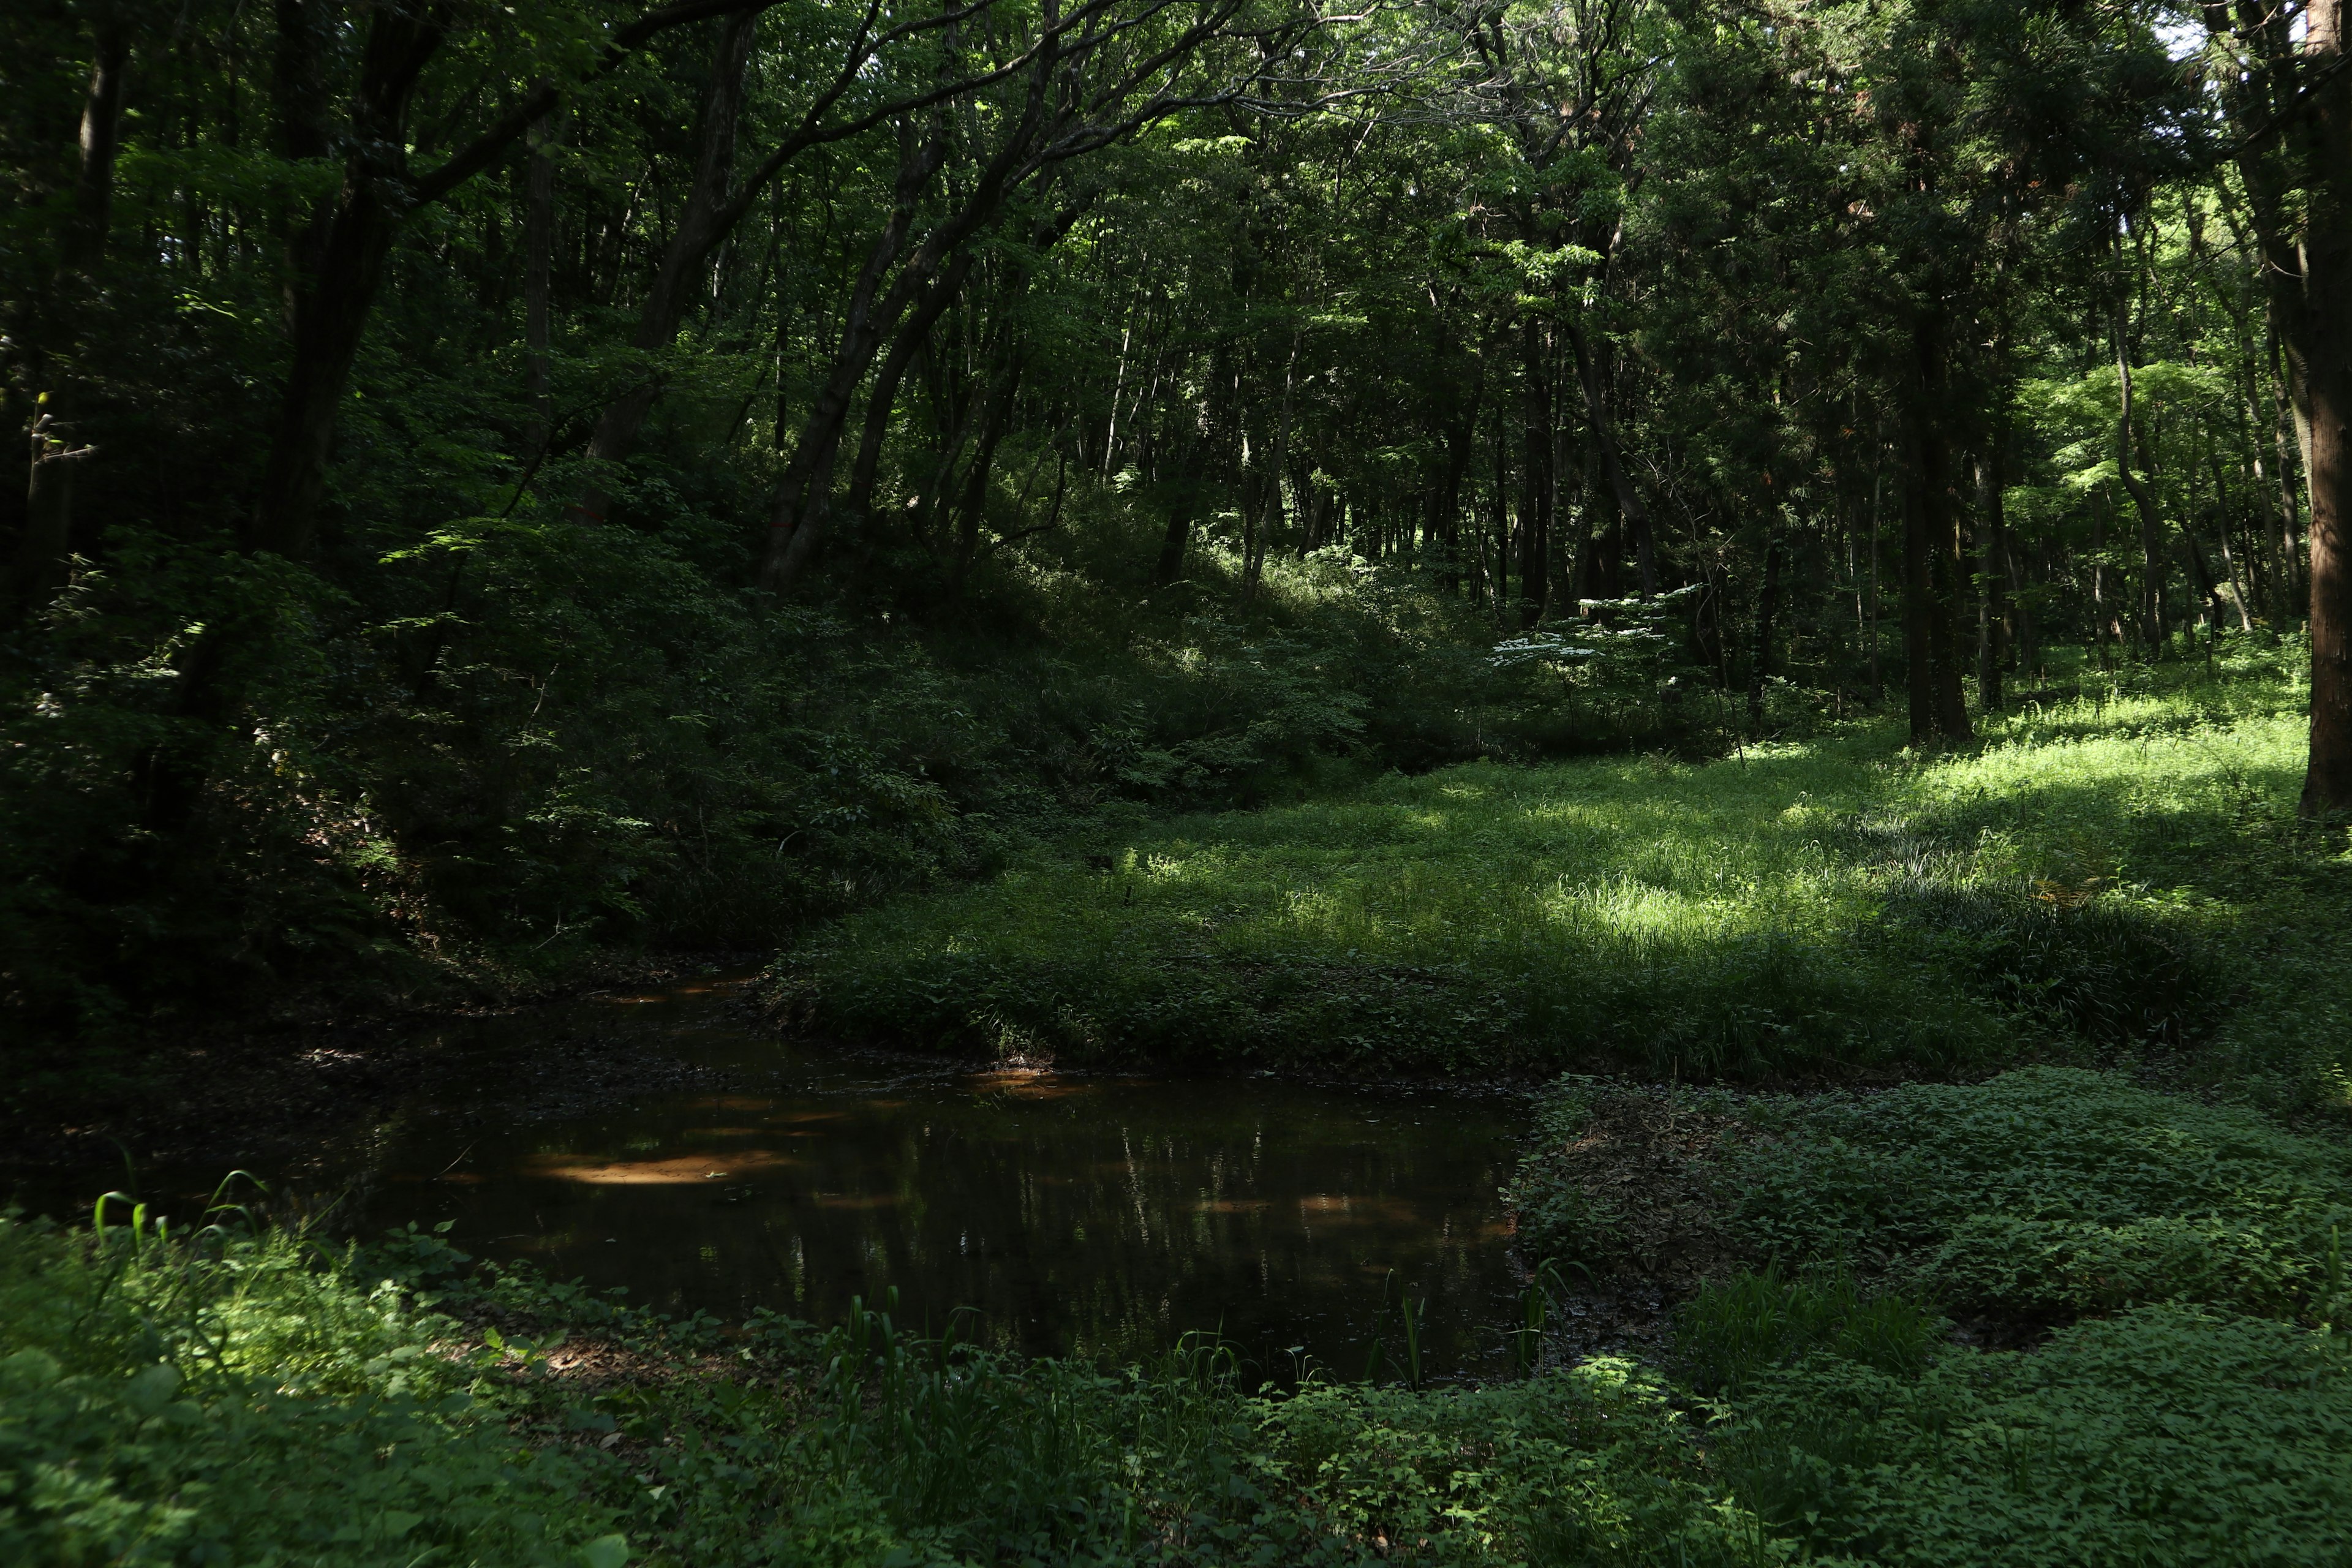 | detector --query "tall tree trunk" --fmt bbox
[843,247,981,532]
[763,34,1065,592]
[760,123,947,588]
[2115,334,2168,650]
[1516,318,1550,627]
[2301,0,2352,813]
[952,348,1025,584]
[576,12,756,519]
[247,1,448,559]
[13,4,134,605]
[1975,440,2007,713]
[1749,517,1780,727]
[522,109,561,454]
[1564,318,1656,598]
[1902,314,1972,742]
